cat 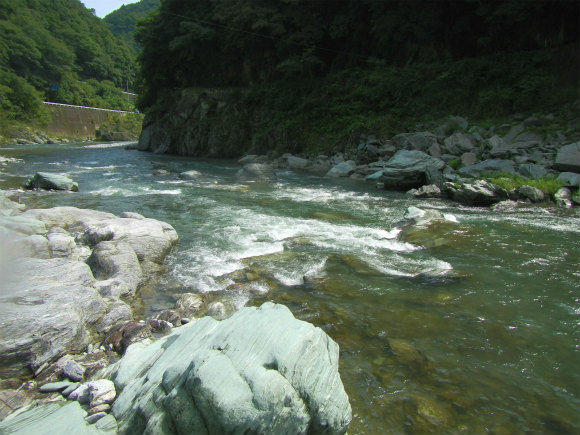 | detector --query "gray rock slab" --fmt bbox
[379,150,445,189]
[108,302,352,435]
[459,159,516,178]
[0,402,117,435]
[325,160,357,178]
[518,163,547,179]
[23,172,78,192]
[556,172,580,187]
[555,142,580,172]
